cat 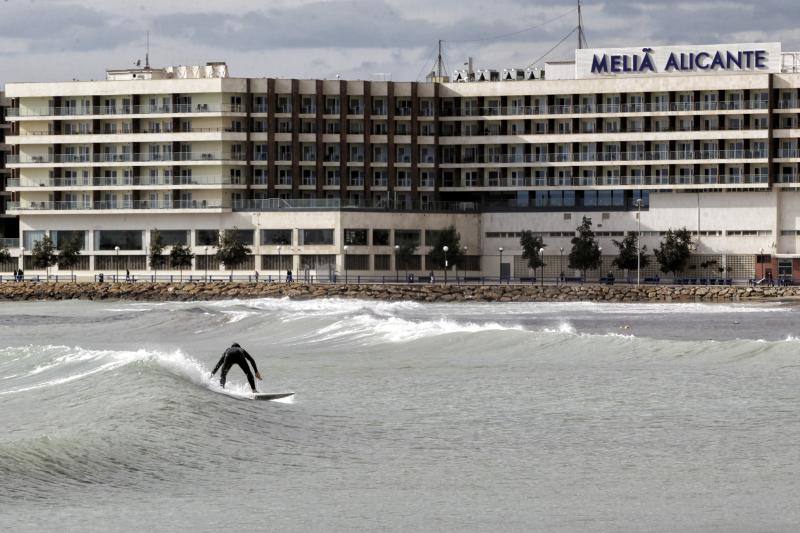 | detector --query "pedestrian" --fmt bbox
[125,269,131,283]
[429,270,435,284]
[286,269,293,283]
[17,268,24,282]
[254,270,259,282]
